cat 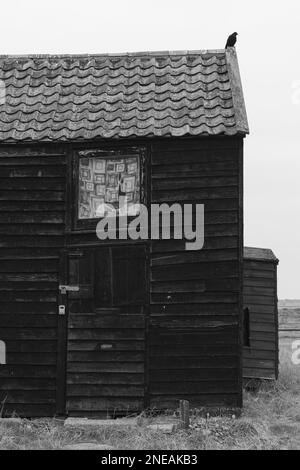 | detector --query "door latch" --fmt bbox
[58,305,66,316]
[59,285,80,295]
